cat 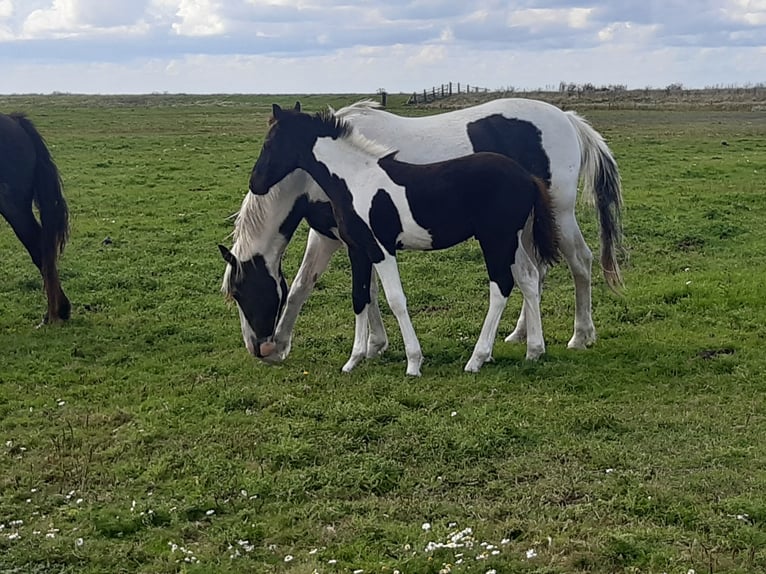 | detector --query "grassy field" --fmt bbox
[1,93,766,573]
